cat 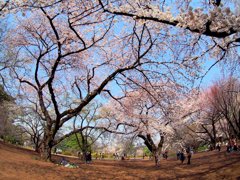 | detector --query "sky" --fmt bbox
[200,61,222,88]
